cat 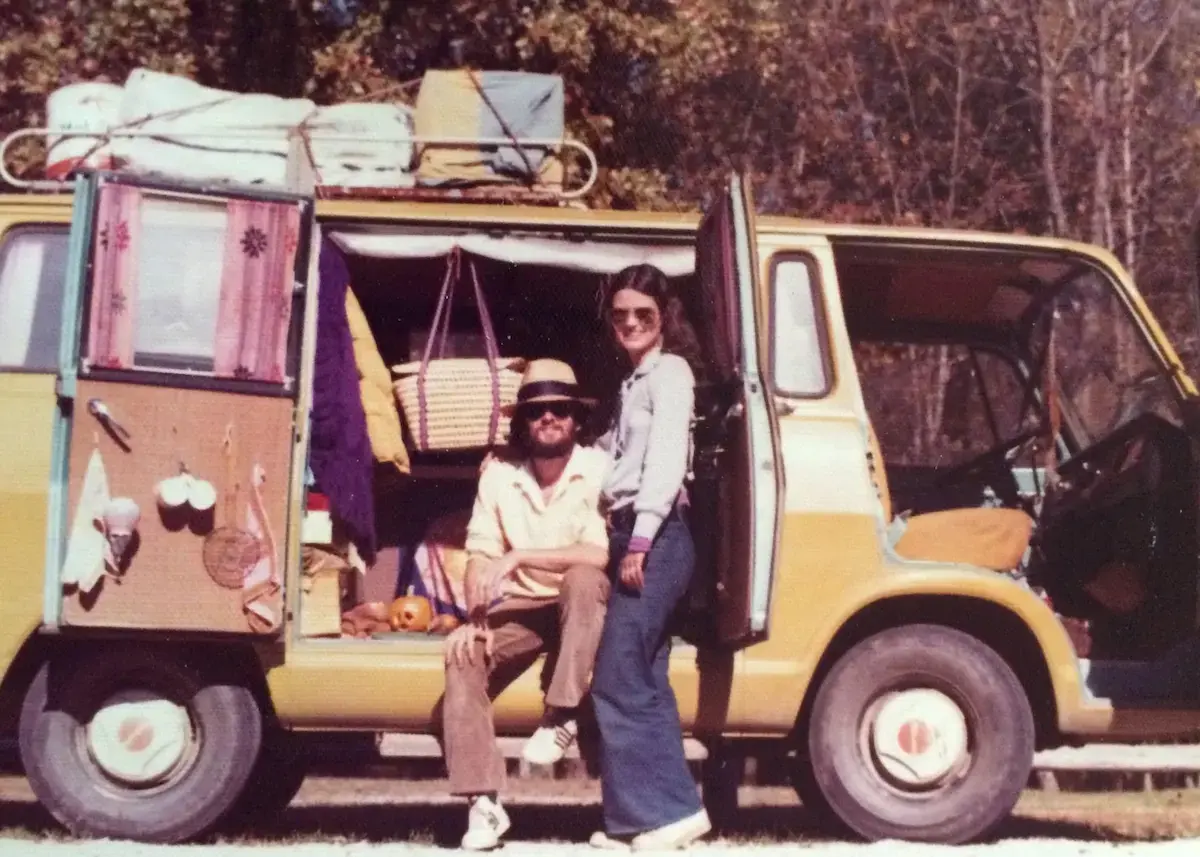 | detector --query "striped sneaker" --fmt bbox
[521,717,578,765]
